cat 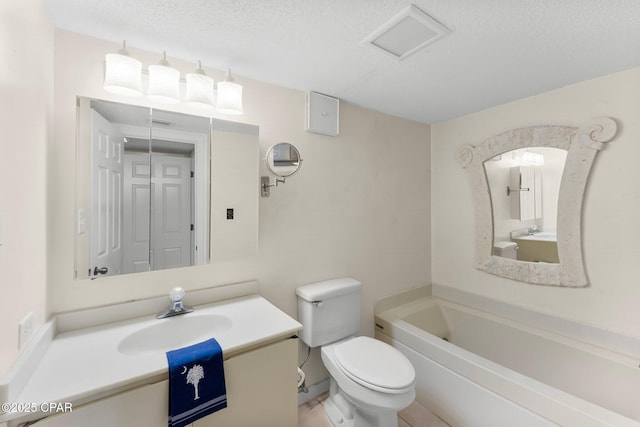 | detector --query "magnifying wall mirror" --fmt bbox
[261,142,302,197]
[456,117,617,287]
[265,143,302,177]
